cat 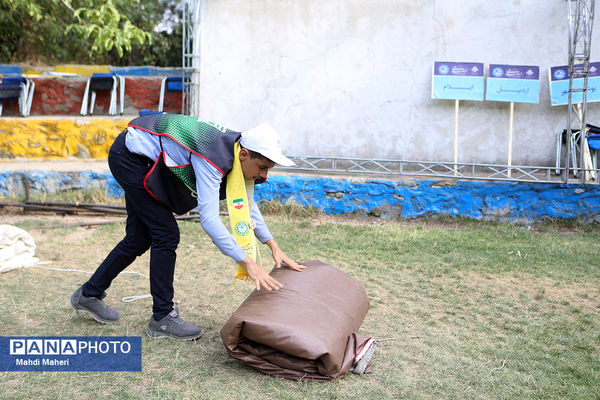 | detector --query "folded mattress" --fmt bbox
[220,259,373,381]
